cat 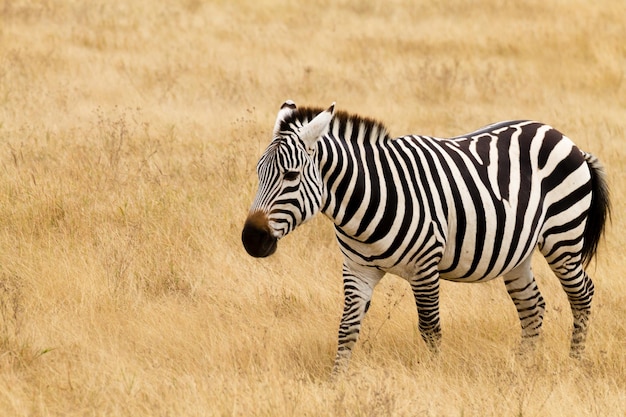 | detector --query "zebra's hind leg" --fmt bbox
[332,260,384,376]
[502,255,546,354]
[545,254,594,358]
[539,224,595,358]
